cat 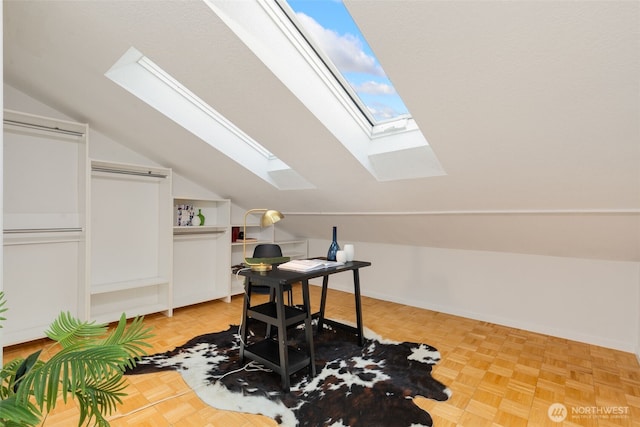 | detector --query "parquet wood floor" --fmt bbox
[4,285,640,426]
